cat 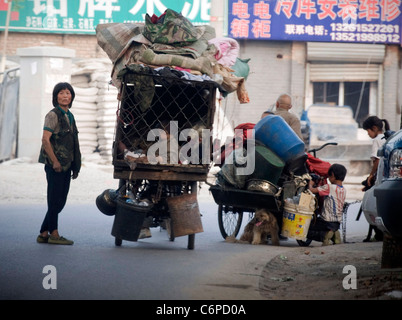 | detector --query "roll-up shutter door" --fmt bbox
[309,63,381,82]
[307,42,385,63]
[307,42,384,82]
